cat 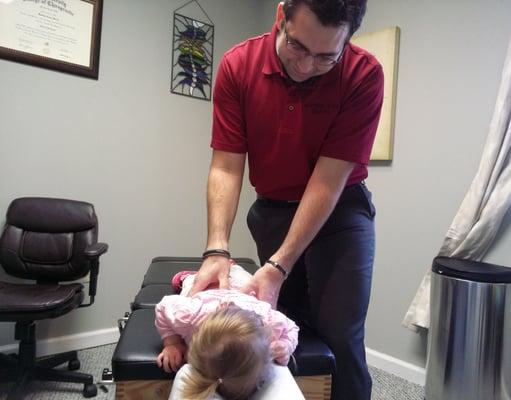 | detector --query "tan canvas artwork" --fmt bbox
[352,26,400,161]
